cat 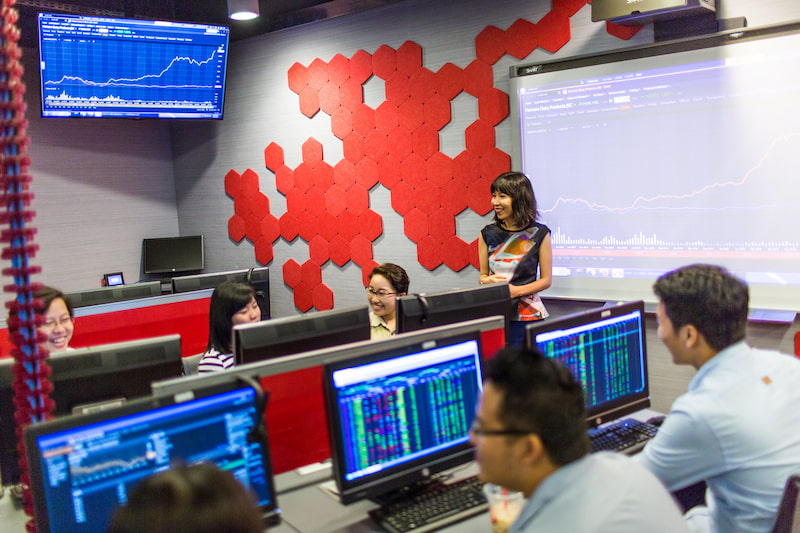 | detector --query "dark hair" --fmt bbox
[106,462,264,533]
[206,281,256,353]
[369,263,409,295]
[36,285,74,319]
[653,264,748,351]
[490,172,538,229]
[484,347,590,466]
